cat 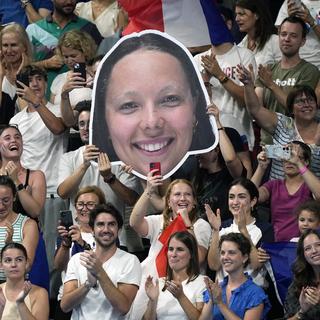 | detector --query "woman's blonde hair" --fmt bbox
[0,23,33,64]
[162,179,198,230]
[56,29,97,63]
